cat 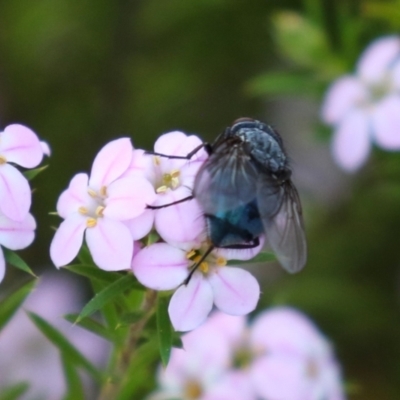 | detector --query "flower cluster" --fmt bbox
[321,36,400,171]
[150,307,346,400]
[50,132,263,331]
[0,124,48,283]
